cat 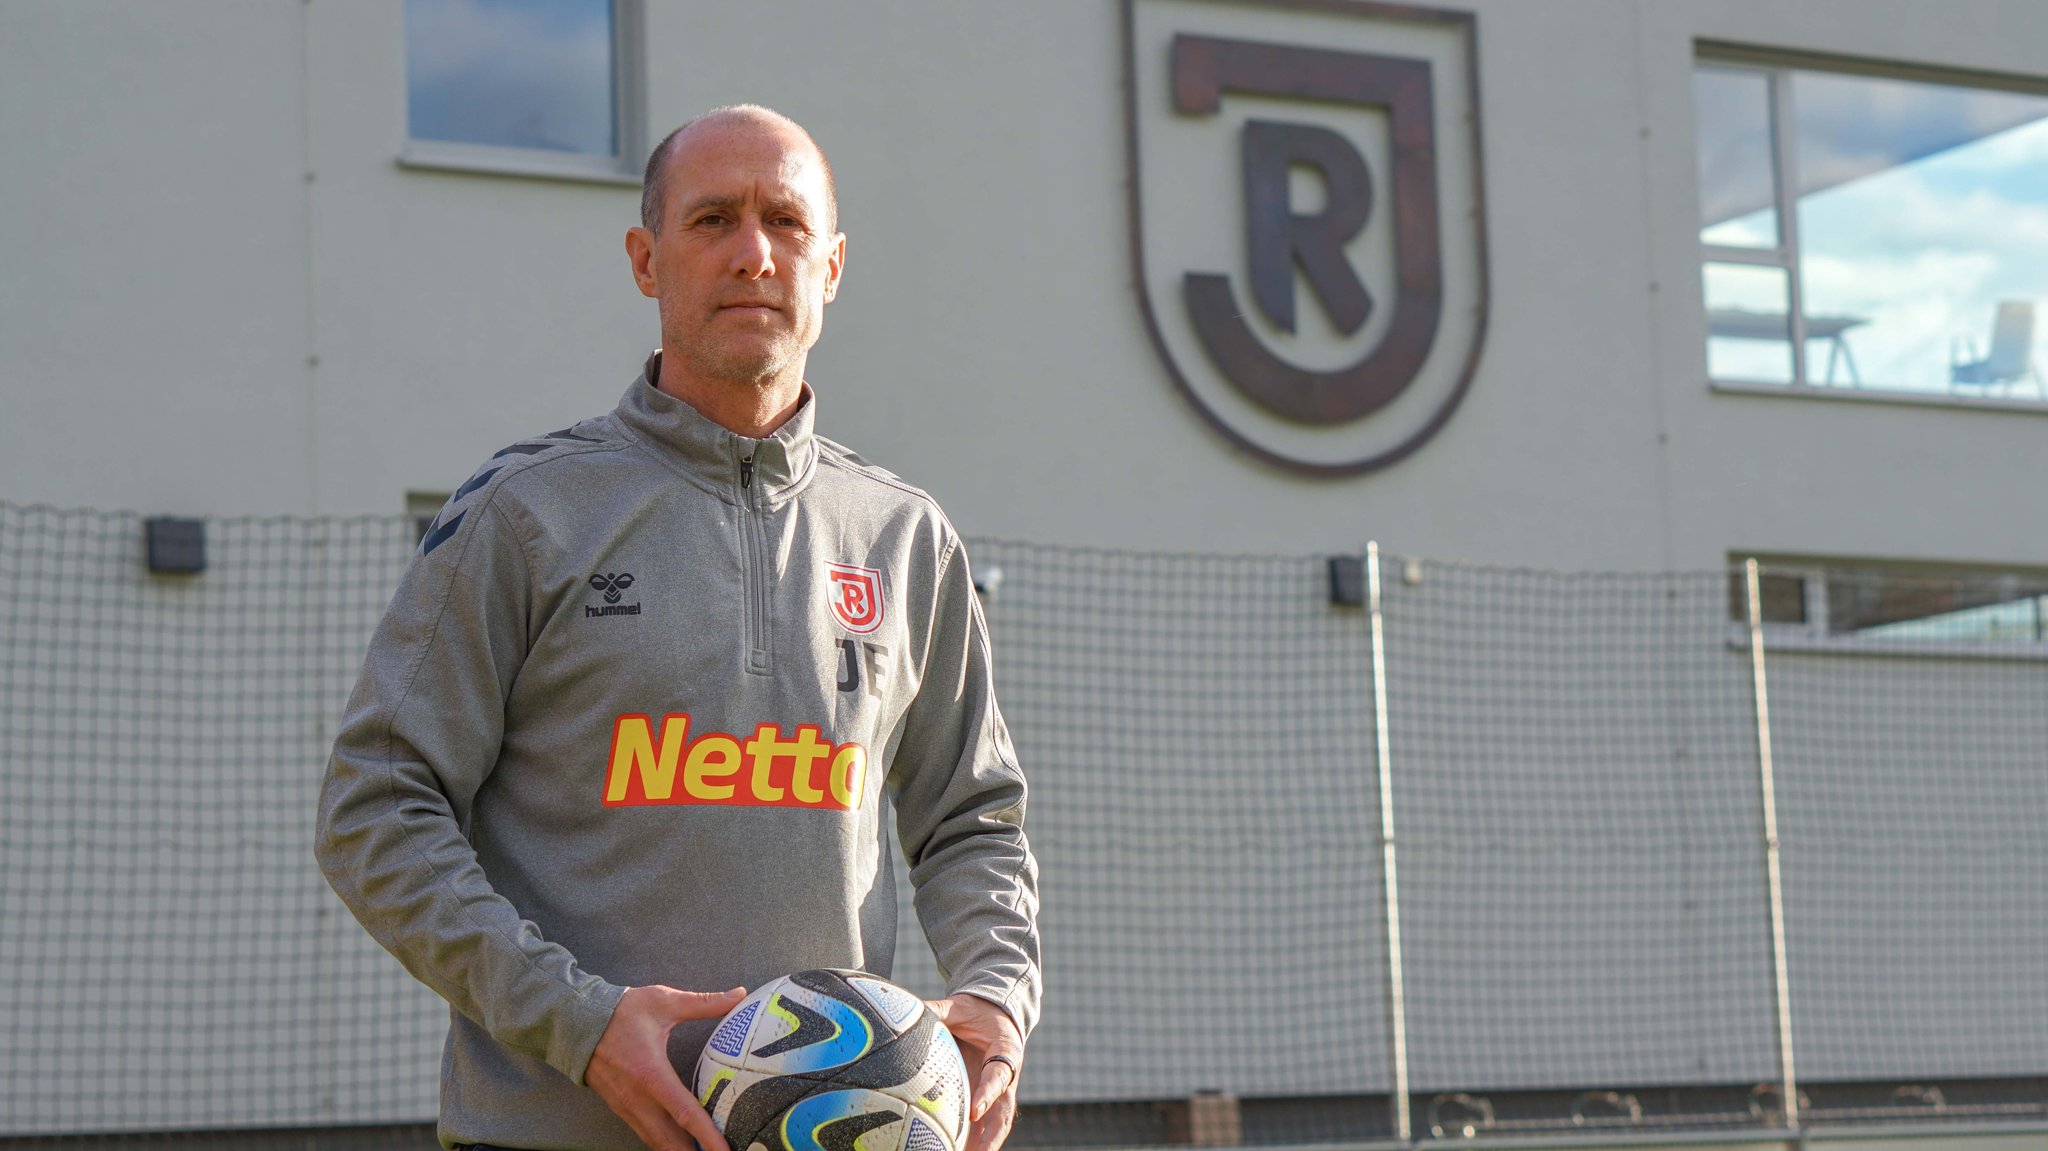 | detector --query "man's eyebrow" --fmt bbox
[677,193,745,218]
[760,196,815,222]
[675,193,815,224]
